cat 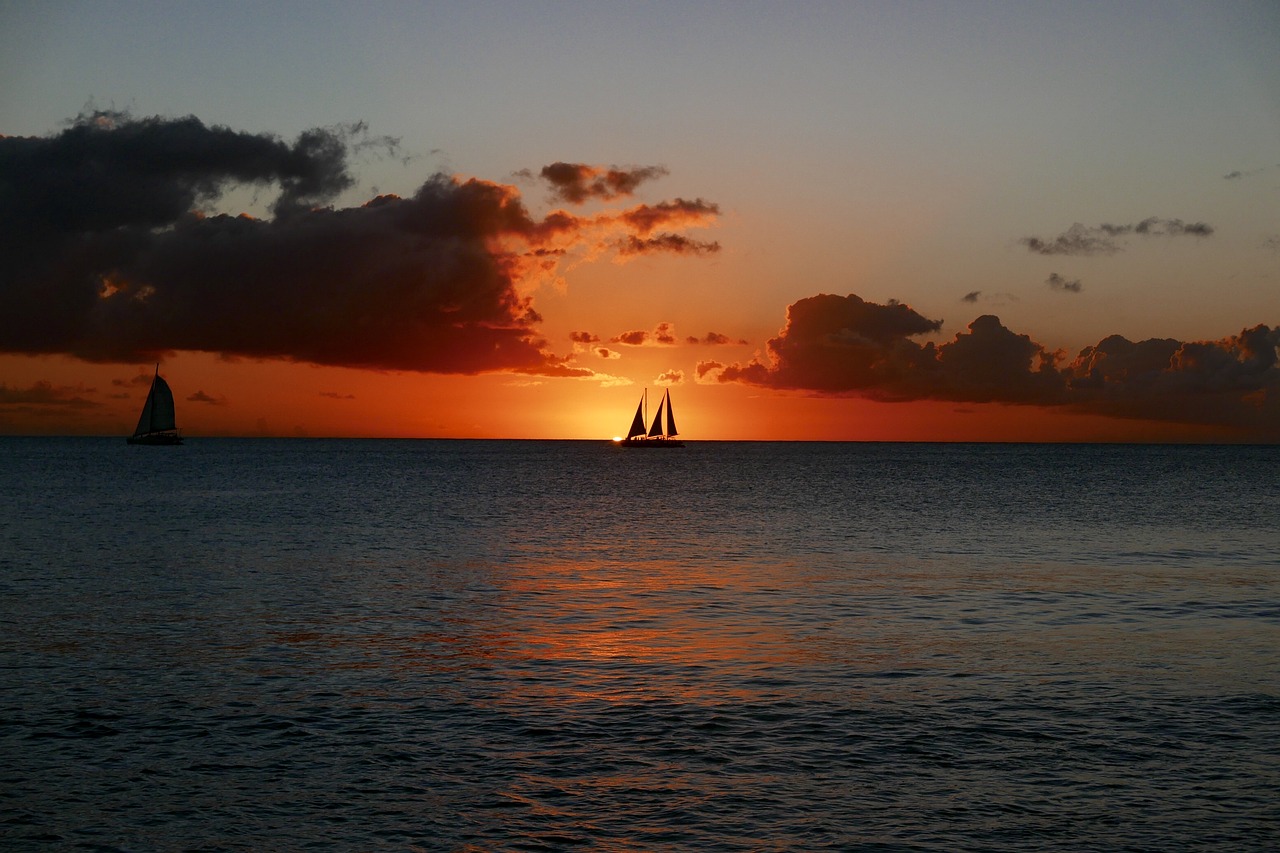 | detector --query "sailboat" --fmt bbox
[621,388,684,447]
[126,366,183,445]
